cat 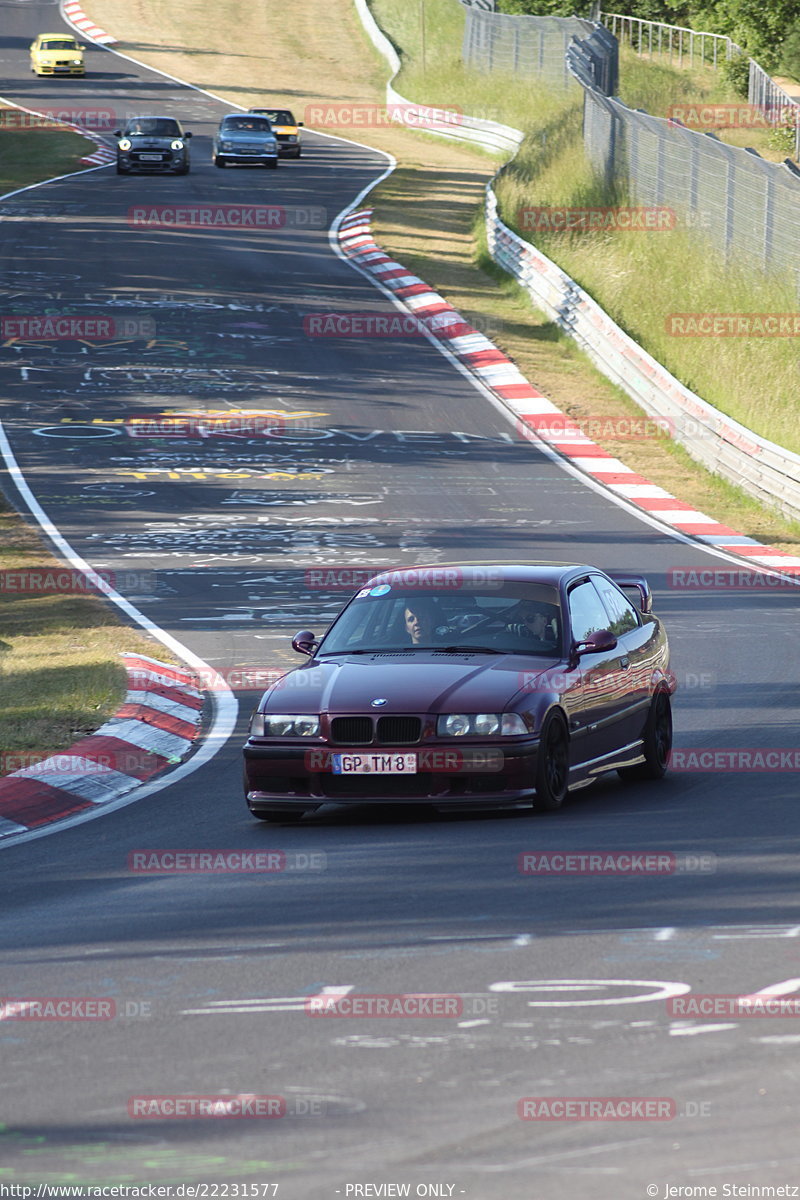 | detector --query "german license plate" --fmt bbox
[139,153,162,161]
[332,752,417,775]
